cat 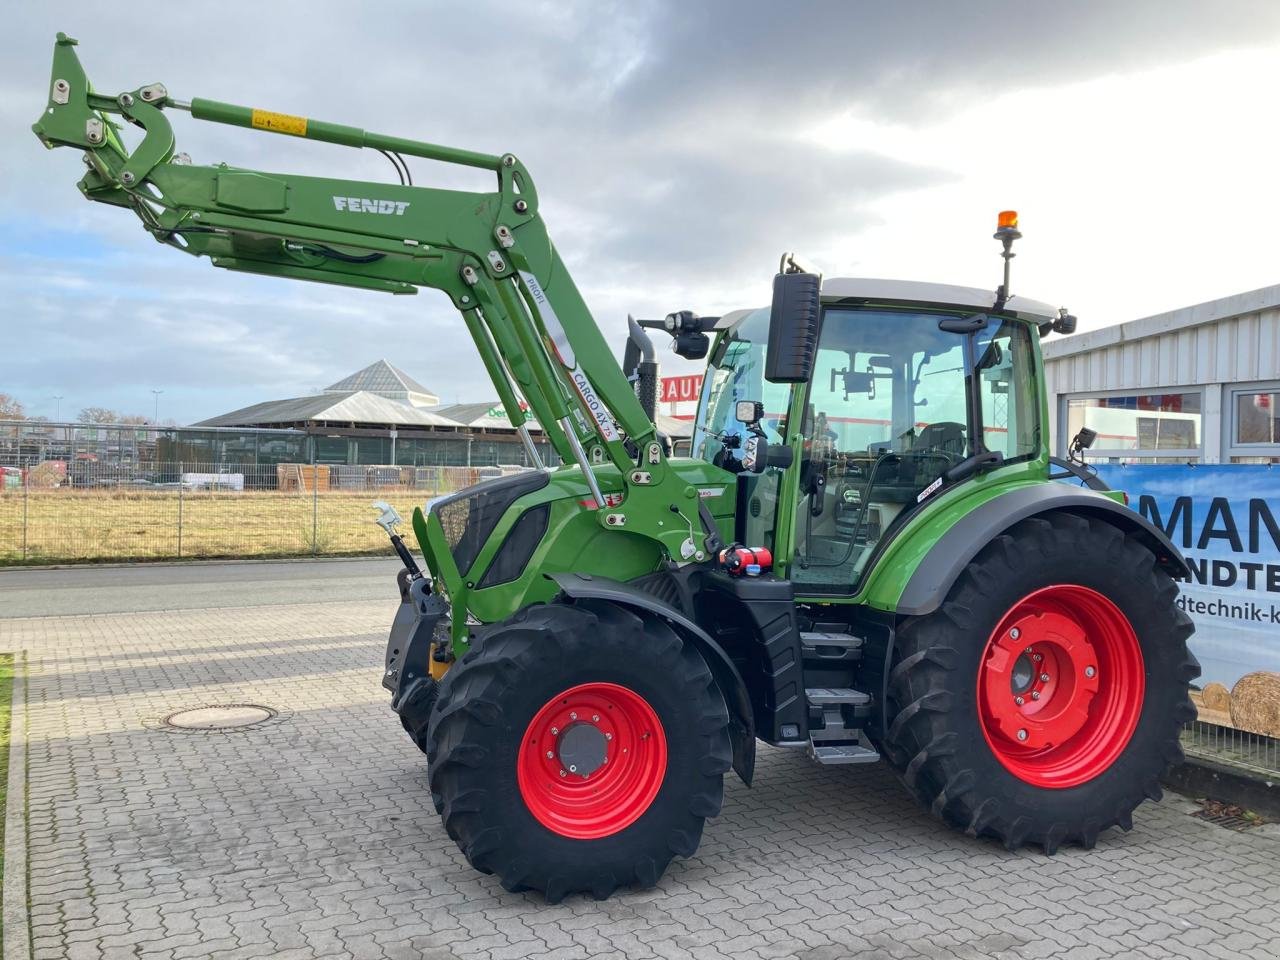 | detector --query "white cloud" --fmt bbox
[3,2,1279,422]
